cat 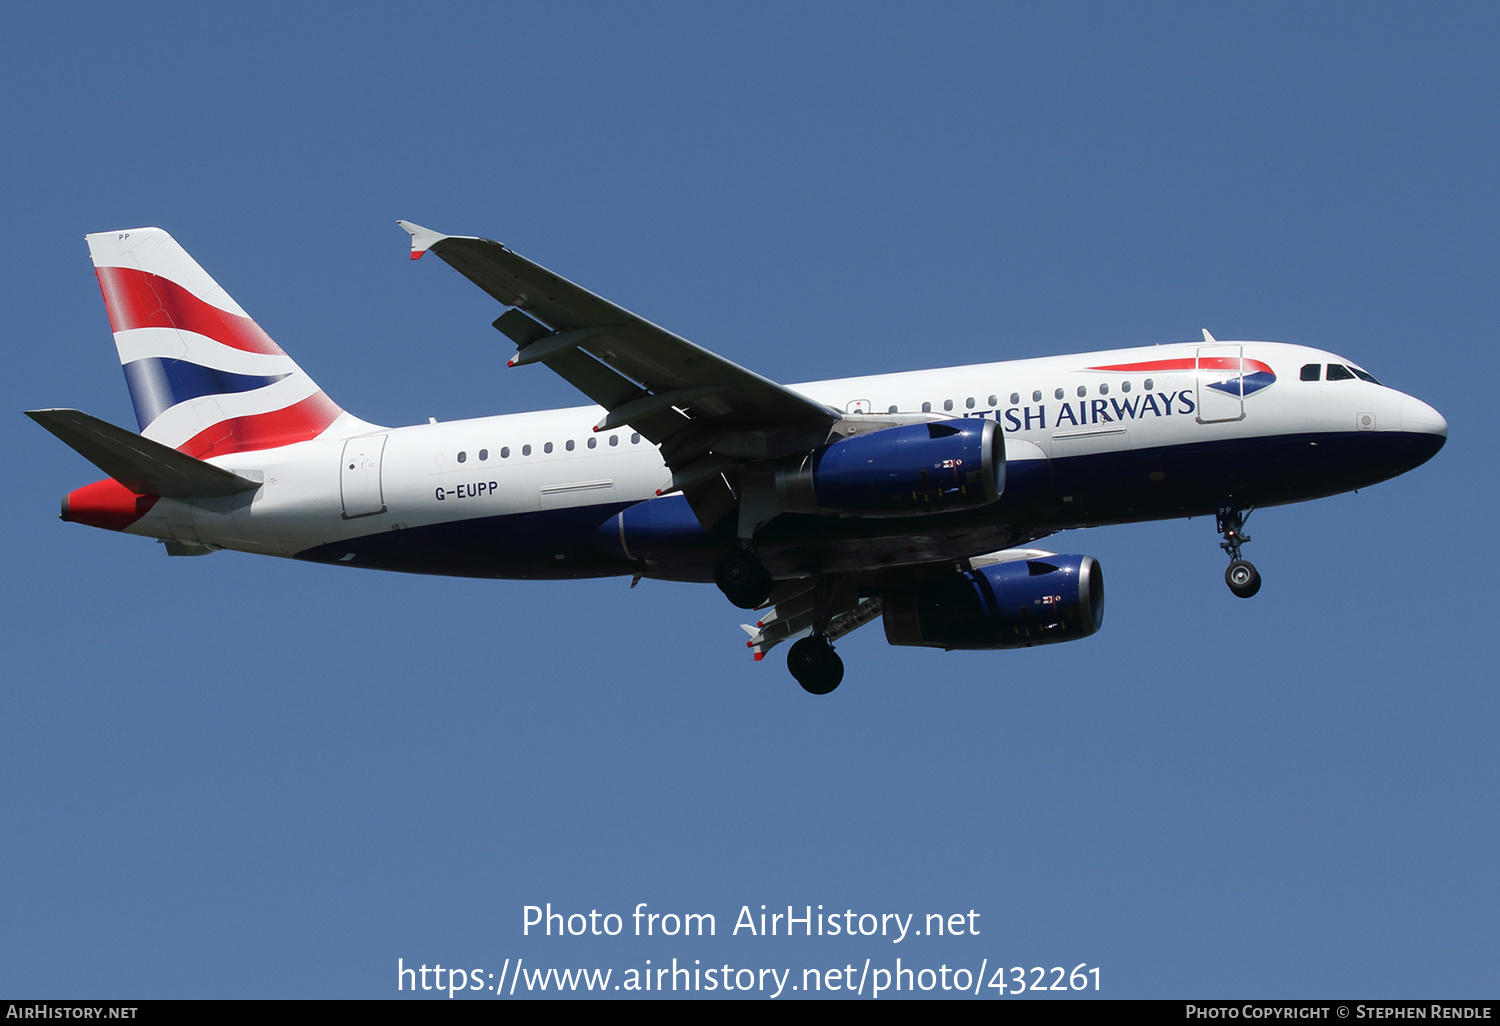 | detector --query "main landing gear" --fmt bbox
[787,635,844,695]
[1216,505,1262,599]
[785,575,849,695]
[715,548,772,609]
[718,551,848,694]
